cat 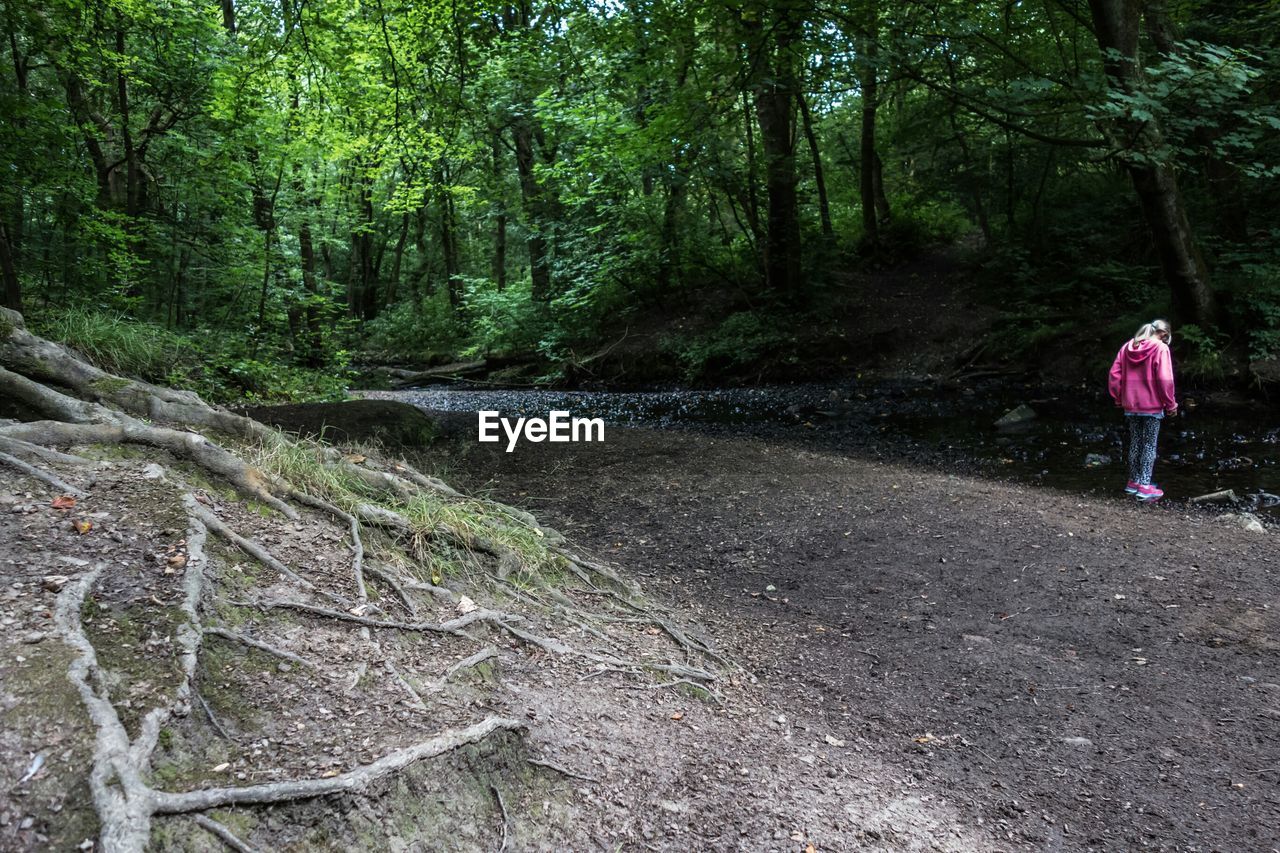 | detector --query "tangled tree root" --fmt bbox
[0,307,727,850]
